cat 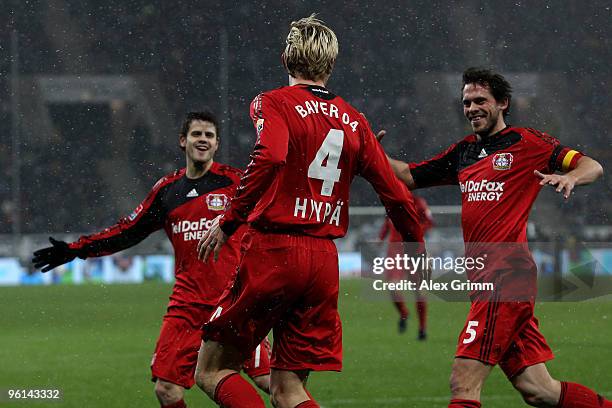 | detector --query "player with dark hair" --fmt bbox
[32,111,271,408]
[462,67,513,116]
[194,15,424,408]
[379,195,433,337]
[382,67,608,407]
